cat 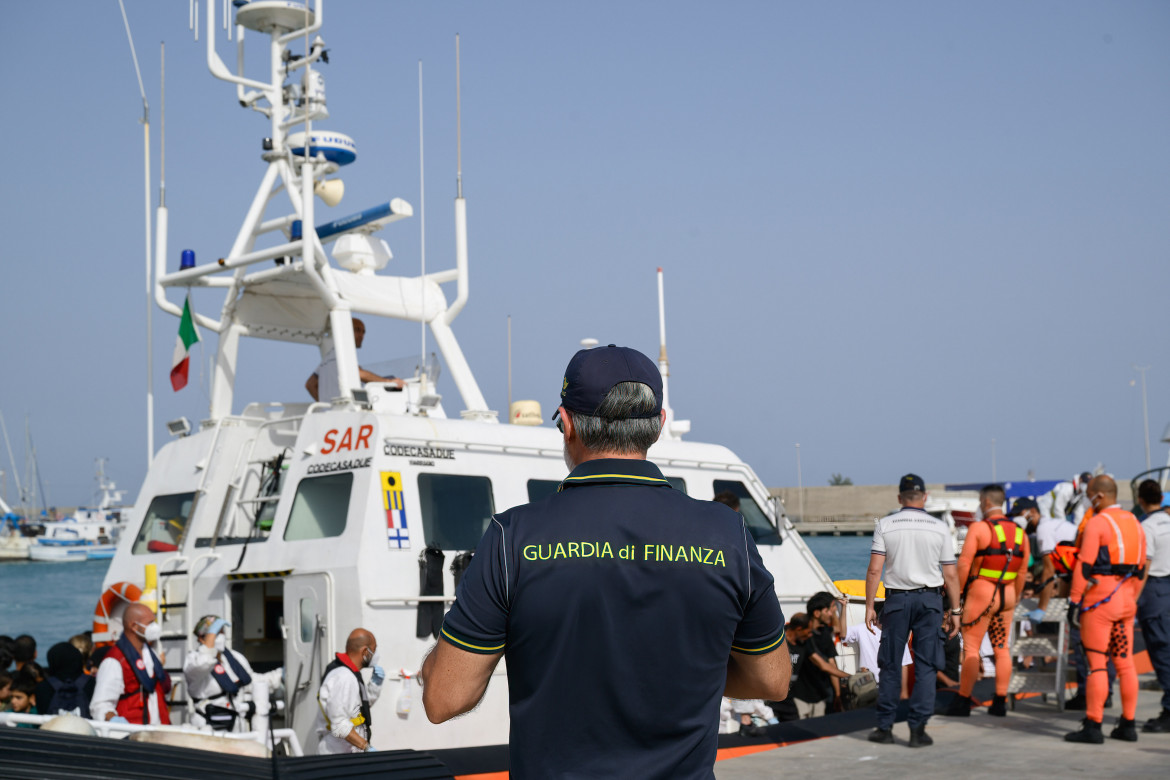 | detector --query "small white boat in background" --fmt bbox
[27,462,128,562]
